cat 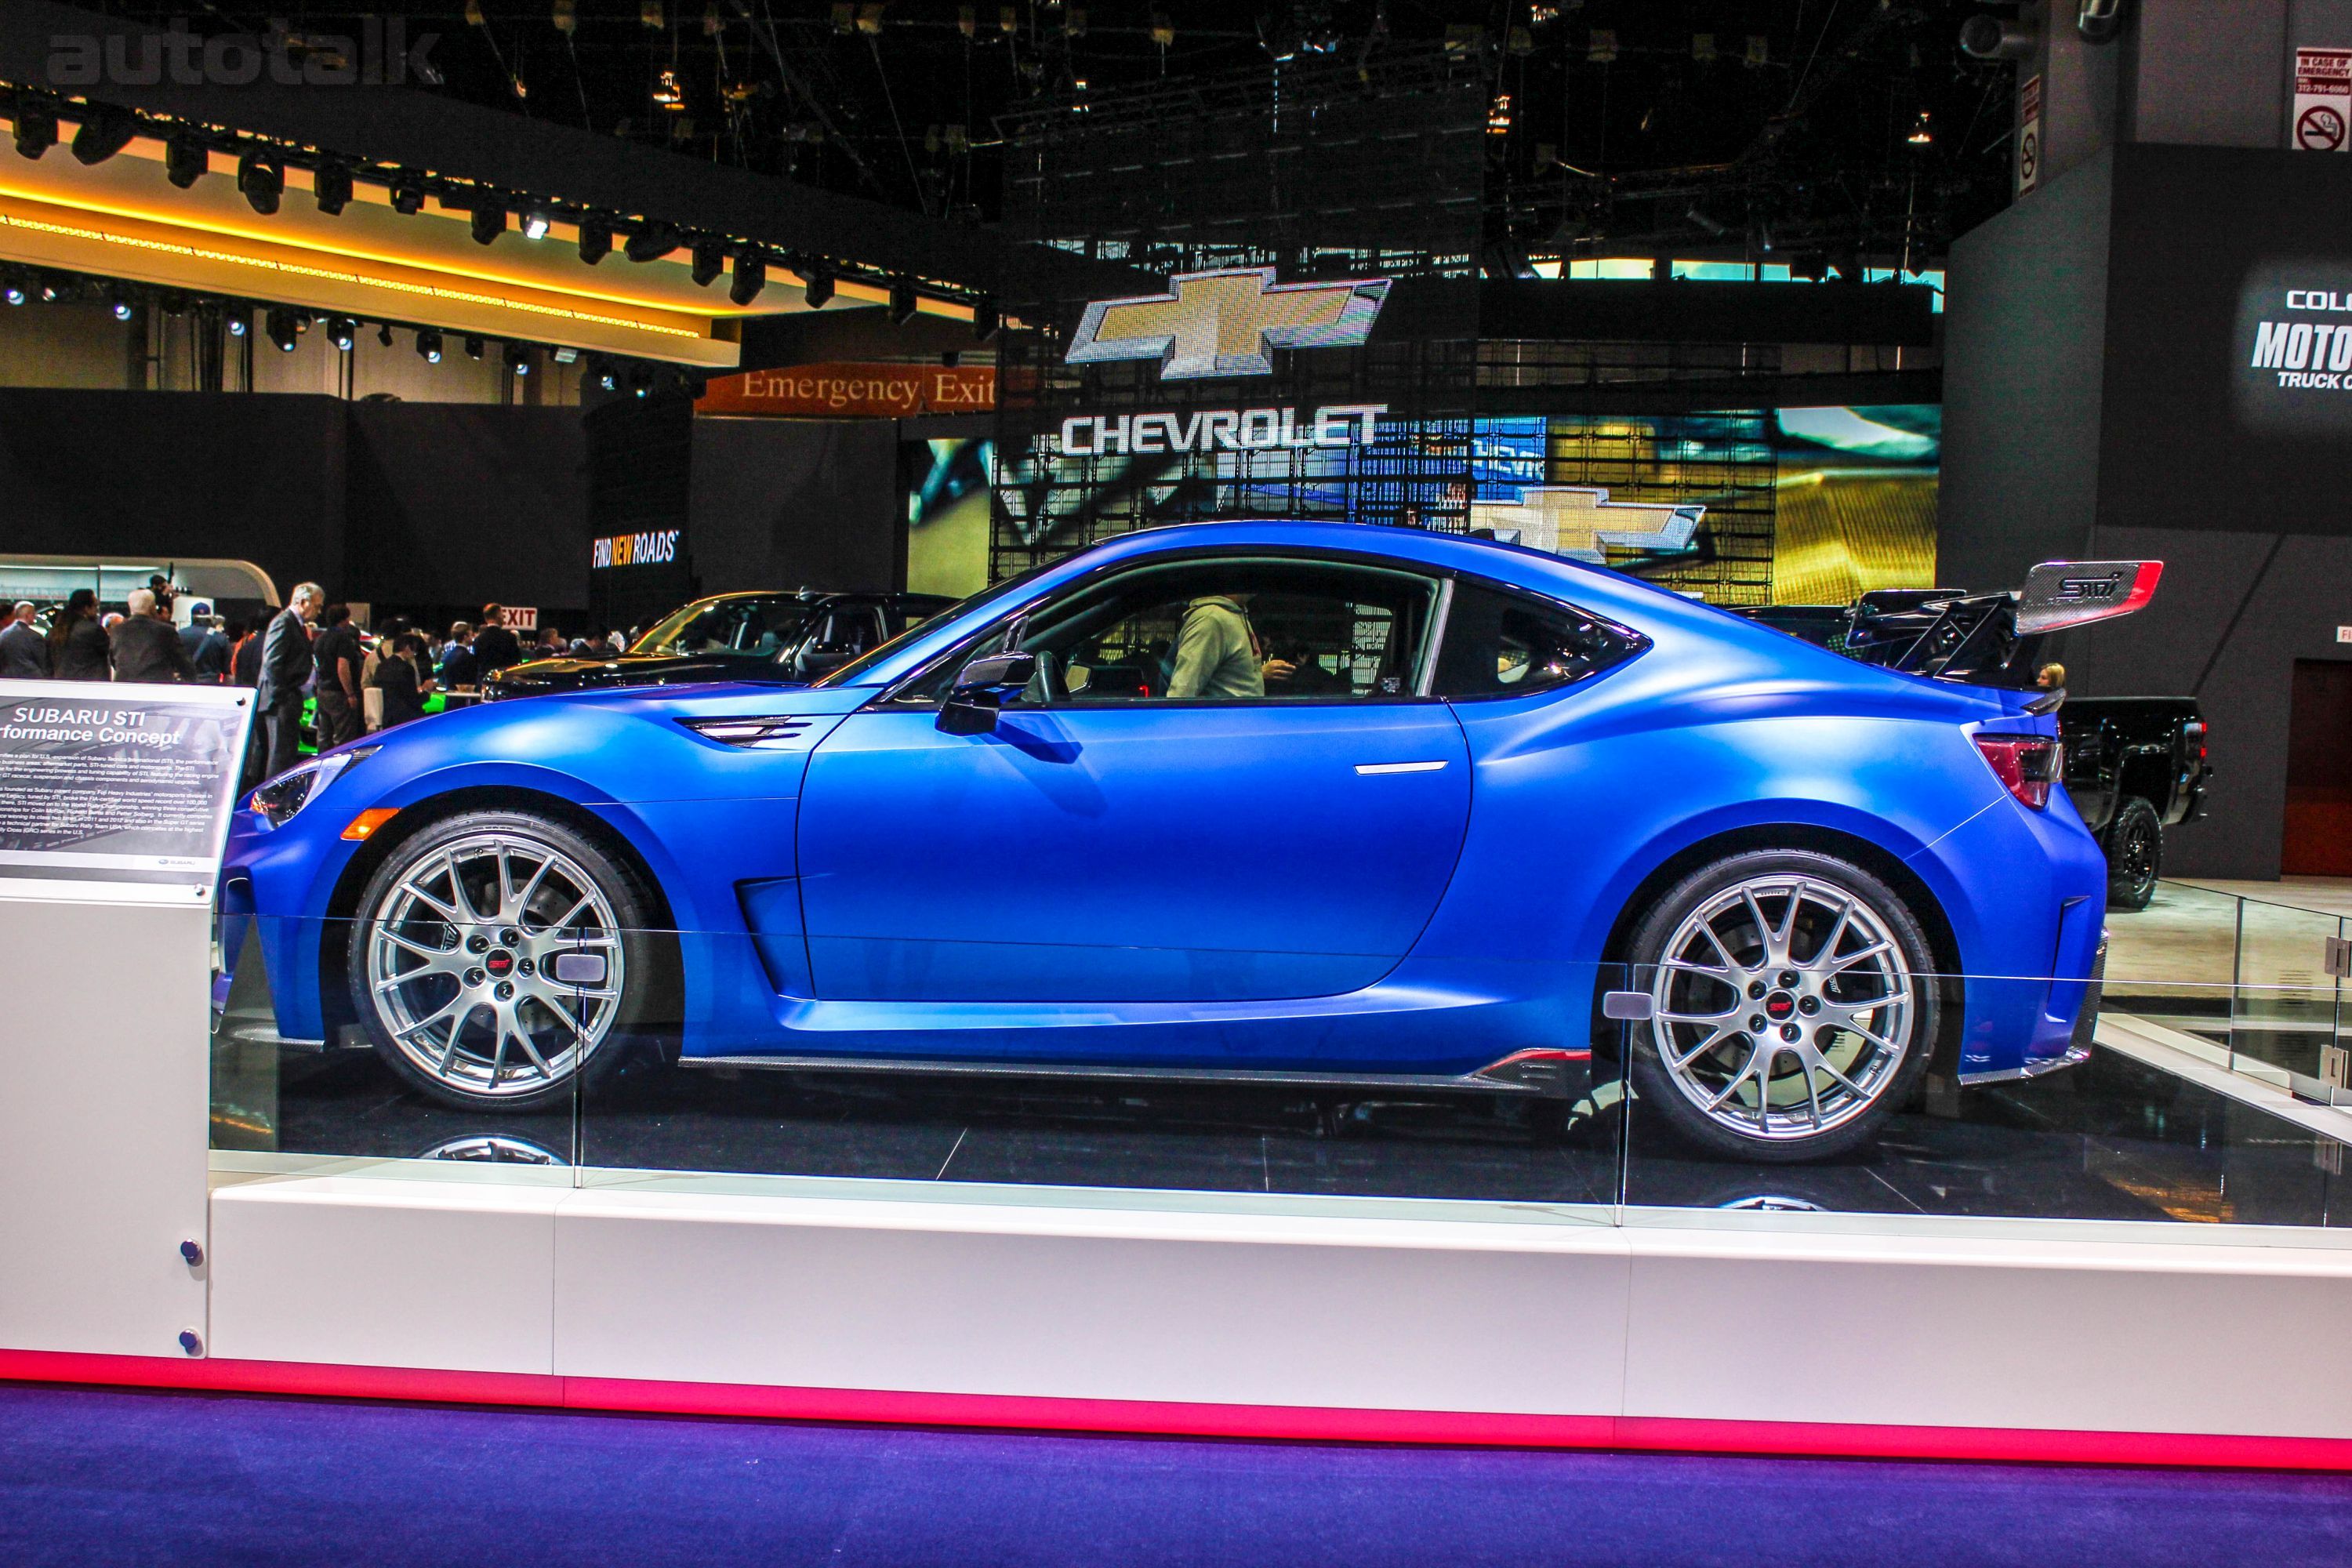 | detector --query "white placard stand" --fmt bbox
[0,680,250,1359]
